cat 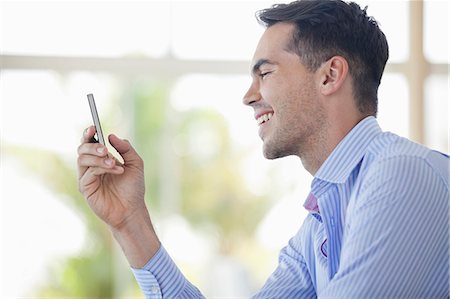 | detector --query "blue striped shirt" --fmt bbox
[132,116,449,298]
